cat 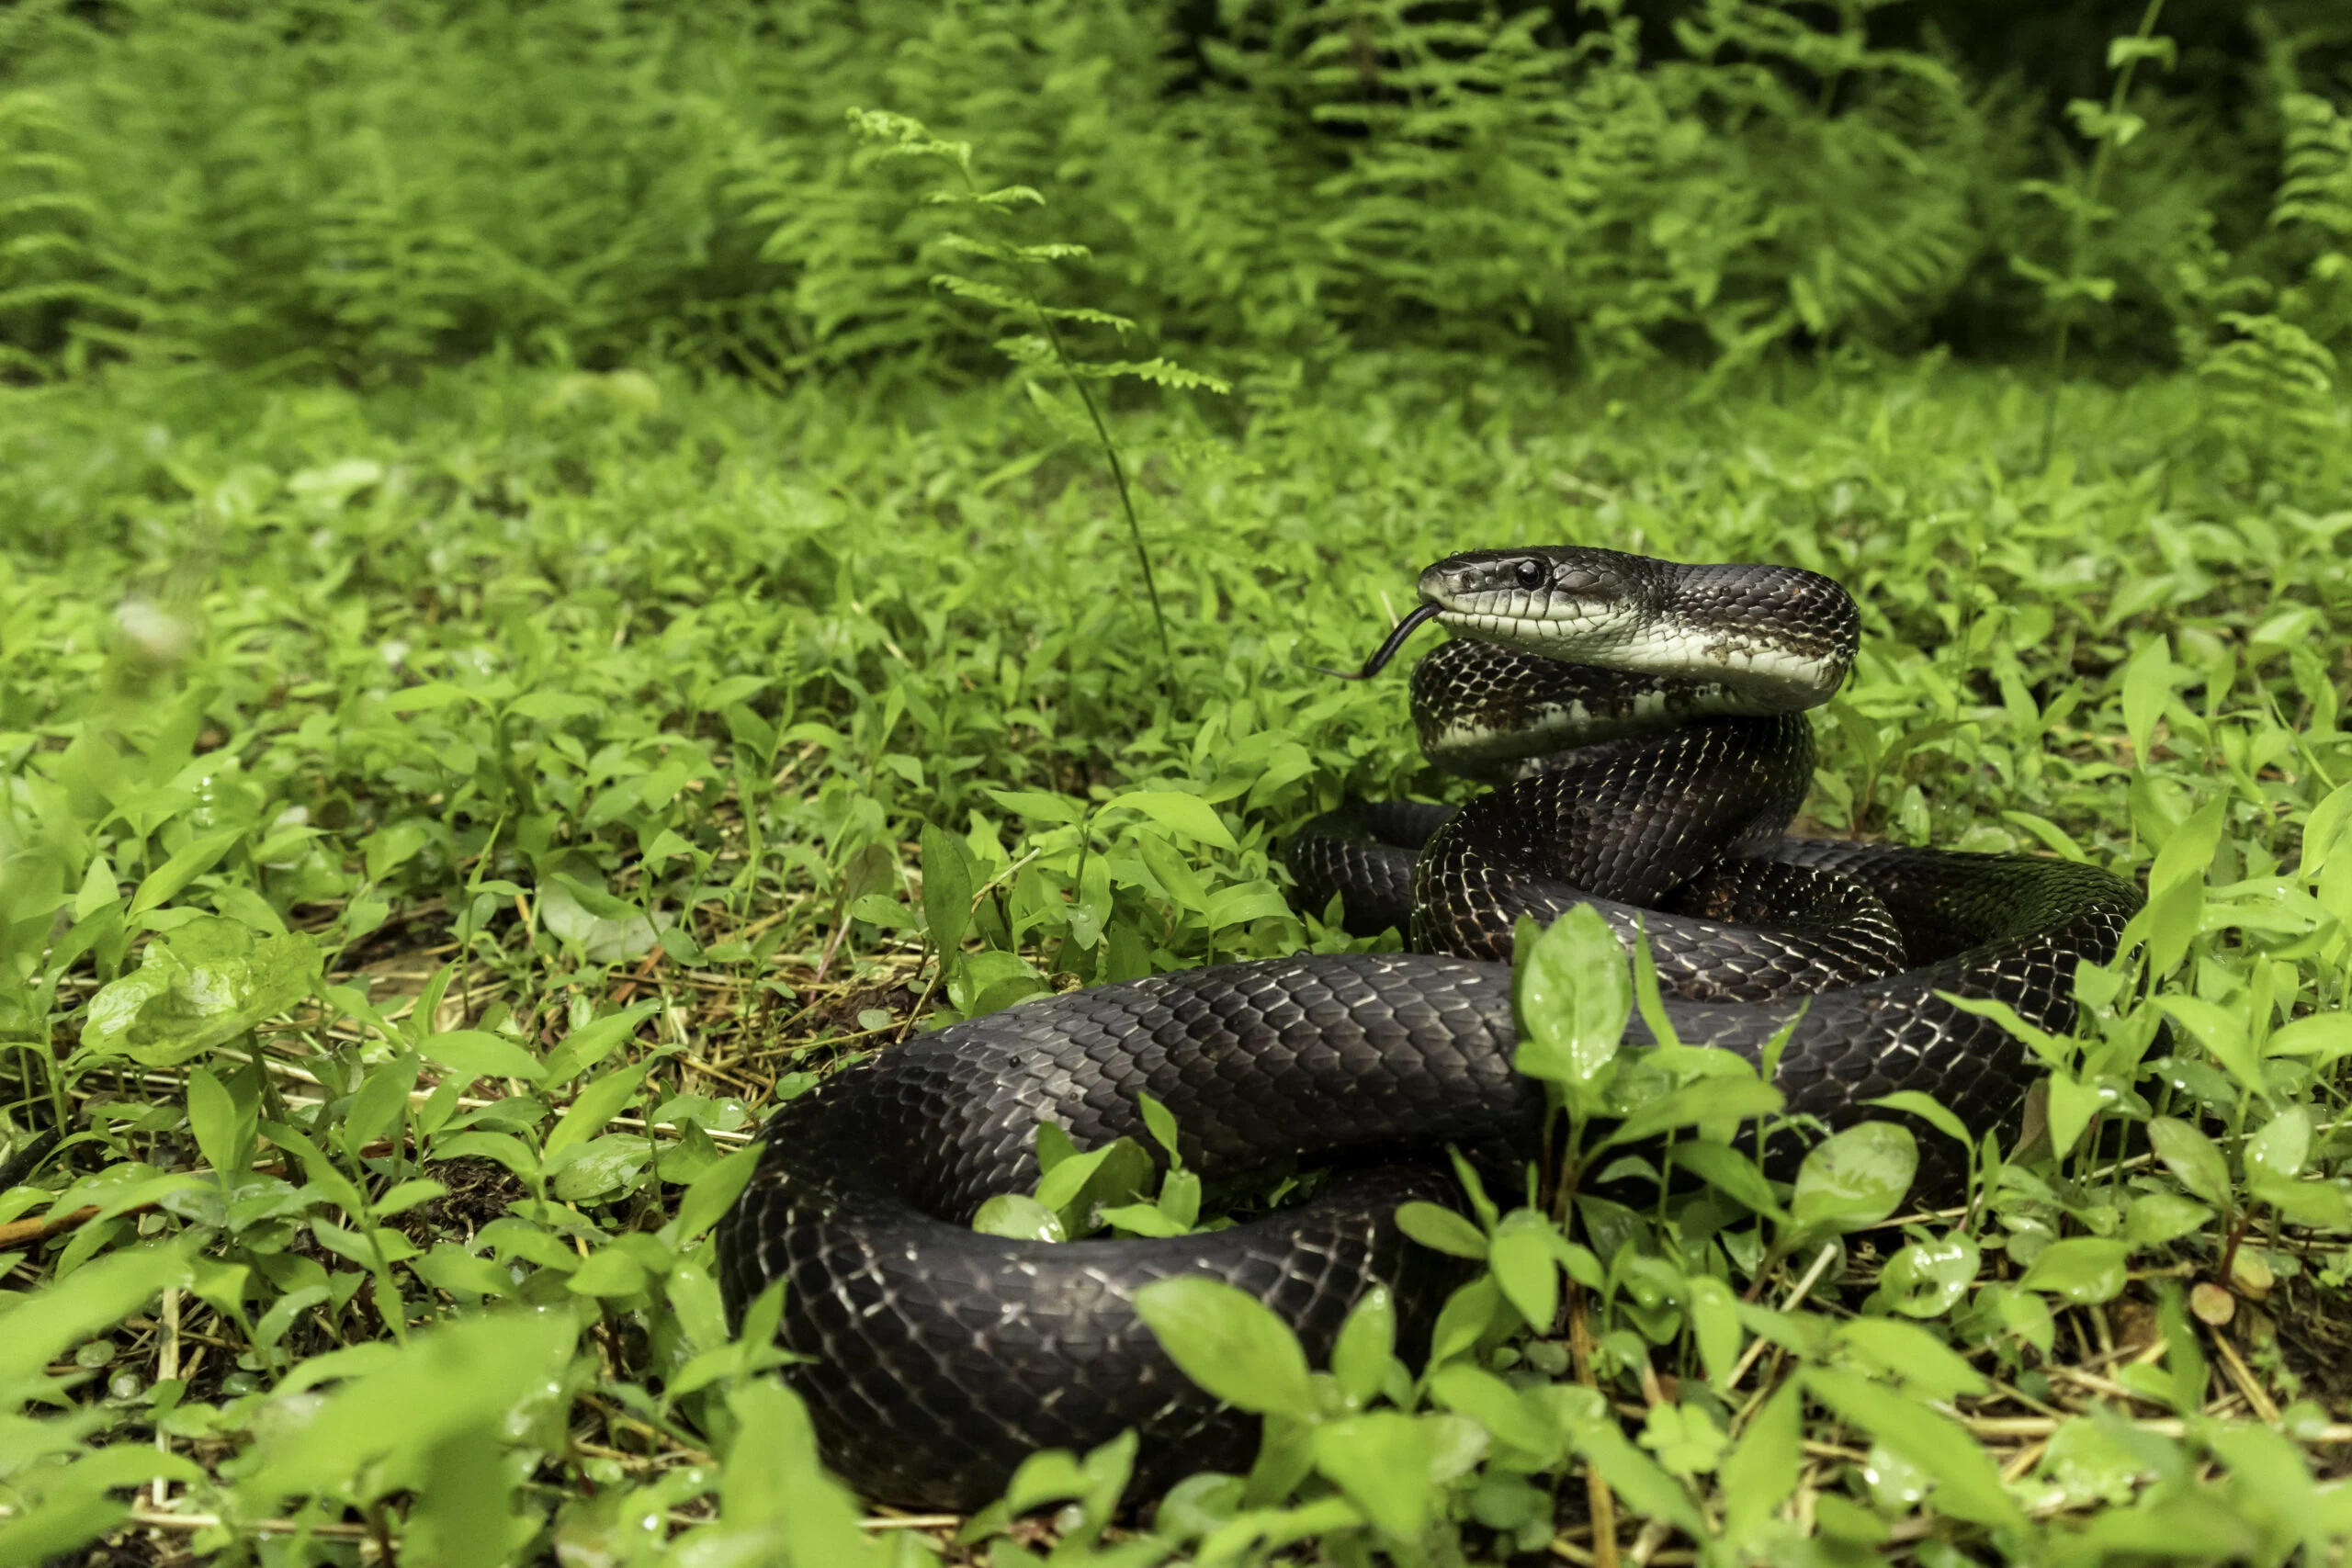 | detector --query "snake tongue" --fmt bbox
[1315,601,1443,681]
